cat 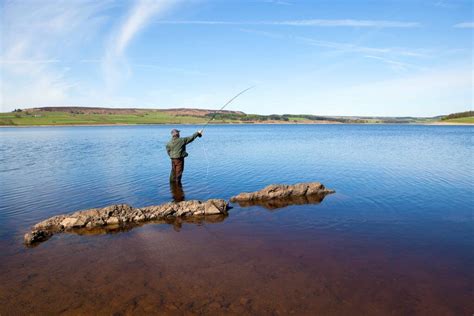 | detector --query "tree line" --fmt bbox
[441,111,474,120]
